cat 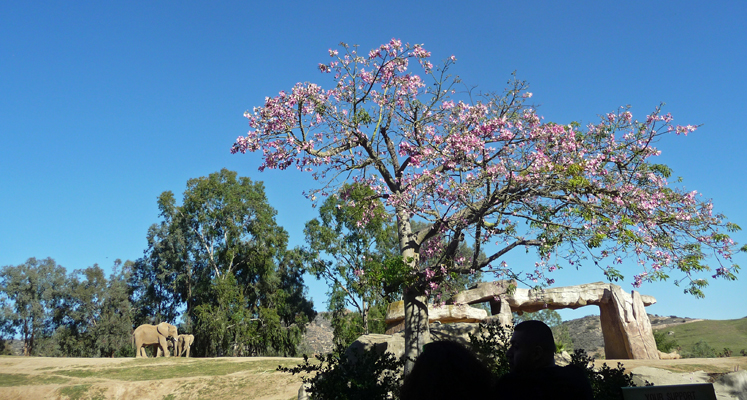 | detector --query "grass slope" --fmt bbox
[653,317,747,356]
